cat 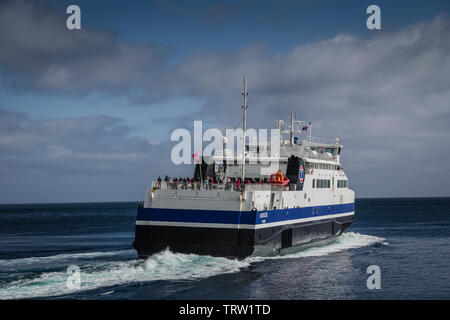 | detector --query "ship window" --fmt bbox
[314,179,331,188]
[337,180,348,188]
